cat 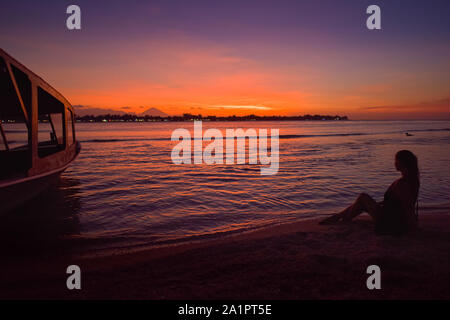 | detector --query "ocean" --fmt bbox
[2,120,450,257]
